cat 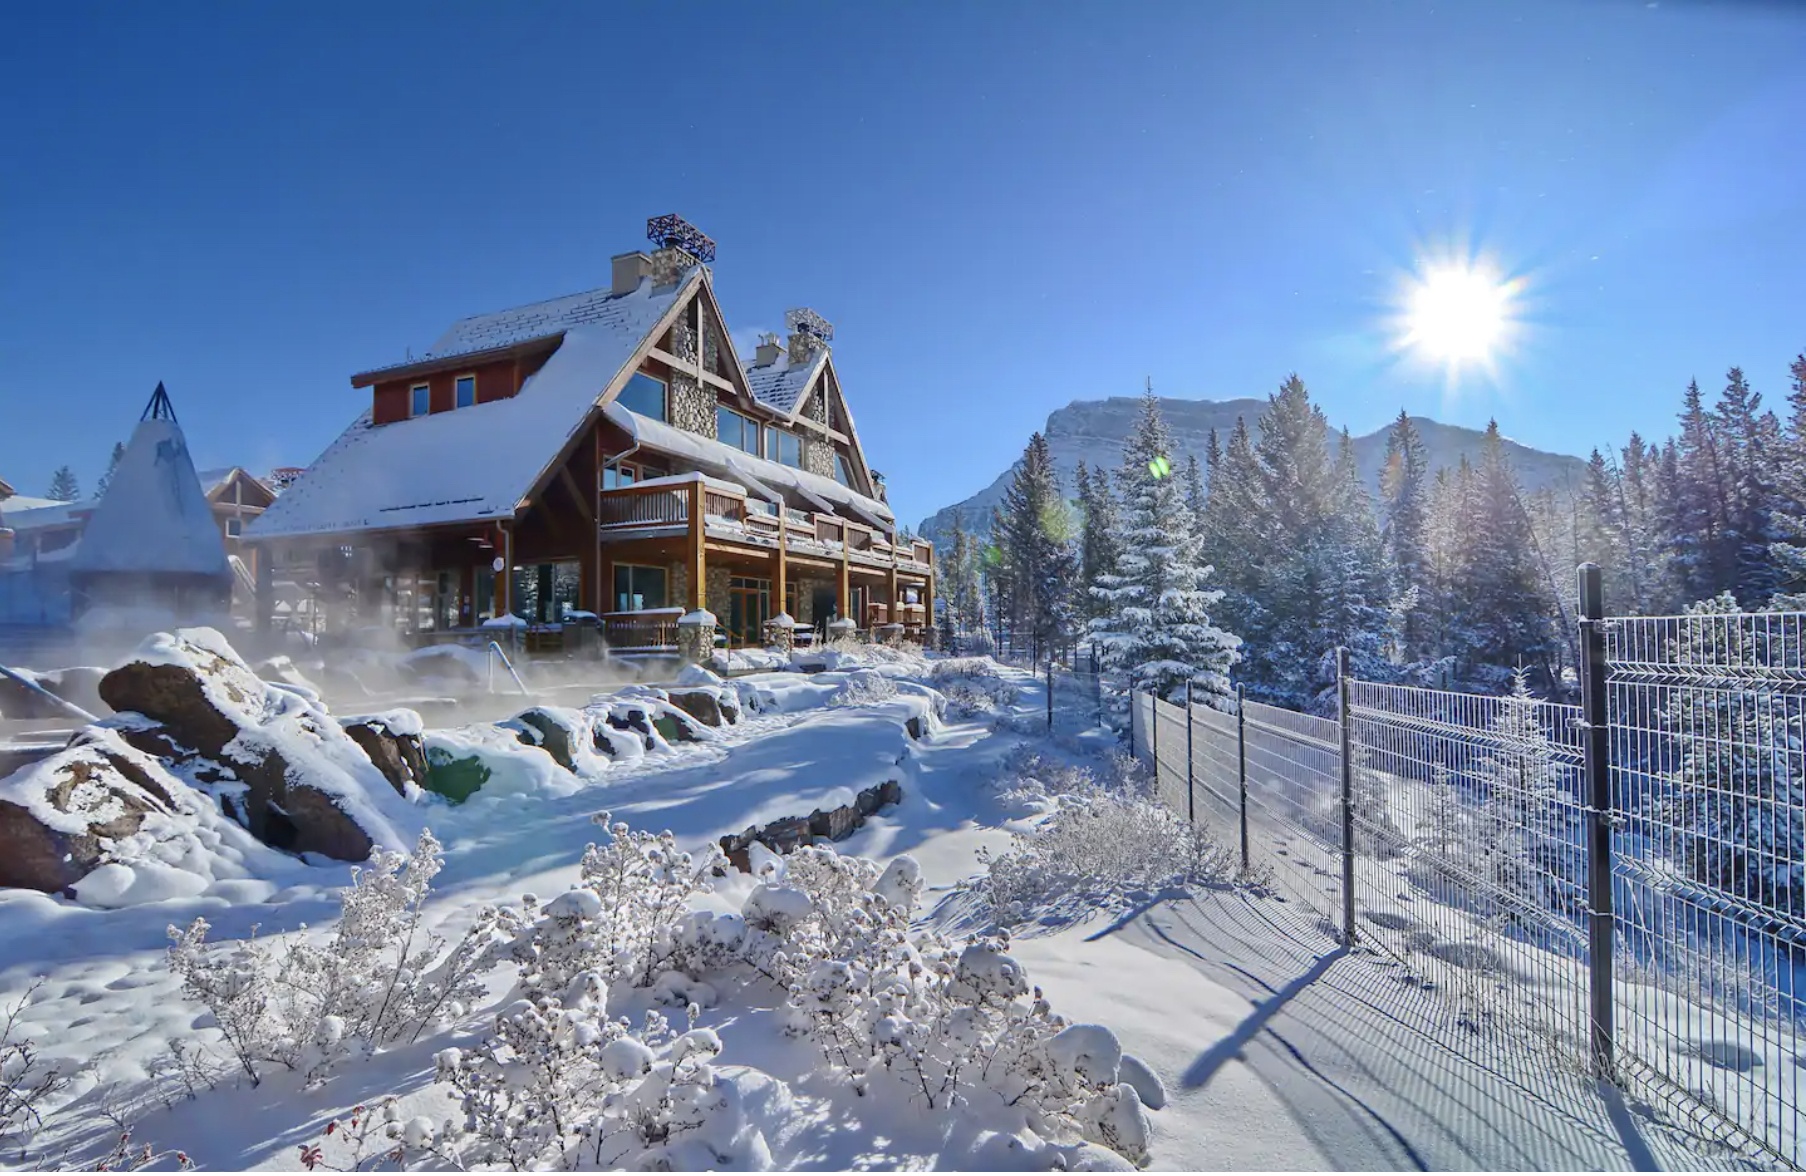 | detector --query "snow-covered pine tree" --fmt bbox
[1075,462,1121,621]
[1711,367,1781,606]
[1306,431,1396,712]
[1469,669,1576,923]
[95,441,125,497]
[1454,423,1561,692]
[1090,389,1240,706]
[1199,416,1266,644]
[1767,353,1806,605]
[46,466,79,502]
[999,433,1078,661]
[1184,453,1206,520]
[1380,411,1432,664]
